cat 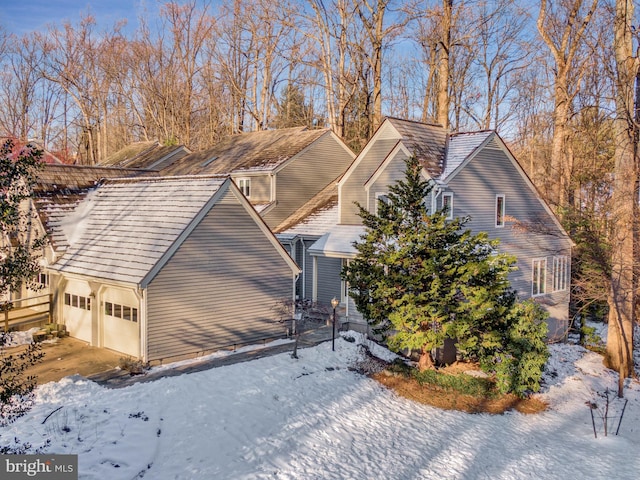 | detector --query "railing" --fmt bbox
[2,293,53,332]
